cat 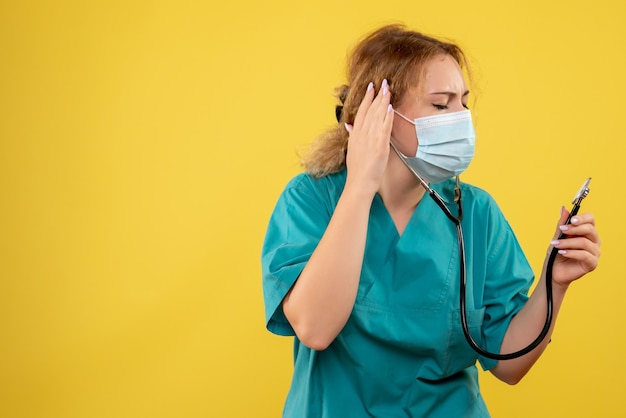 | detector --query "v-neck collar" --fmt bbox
[371,179,457,239]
